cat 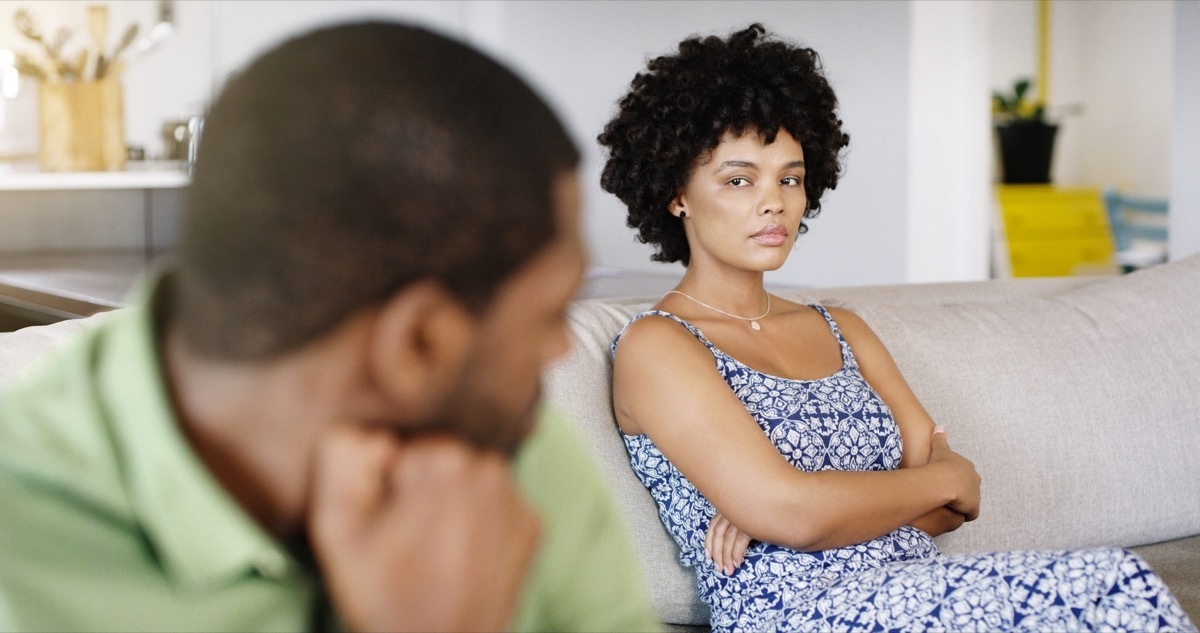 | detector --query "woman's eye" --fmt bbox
[781,176,803,186]
[728,177,750,187]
